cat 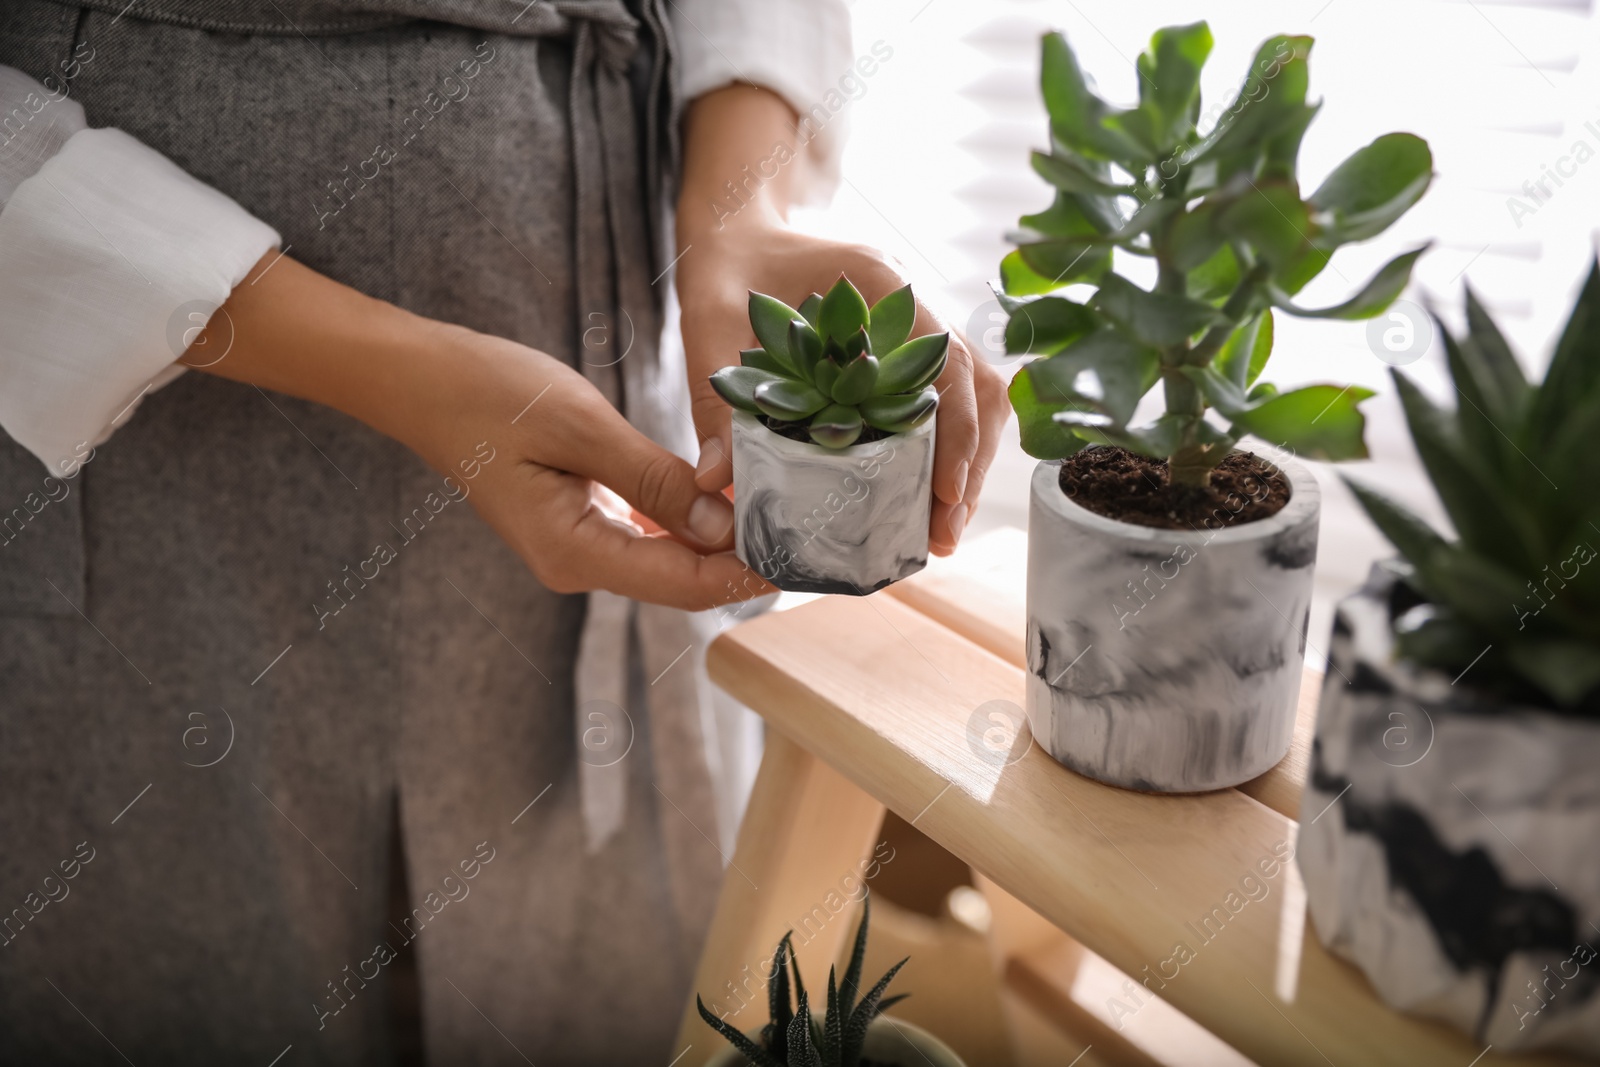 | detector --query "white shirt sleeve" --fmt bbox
[669,0,854,203]
[0,65,280,476]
